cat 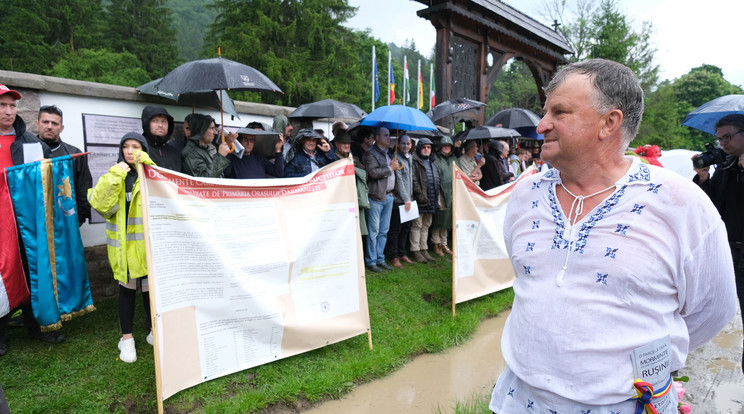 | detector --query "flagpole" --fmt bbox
[372,46,376,111]
[386,50,393,105]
